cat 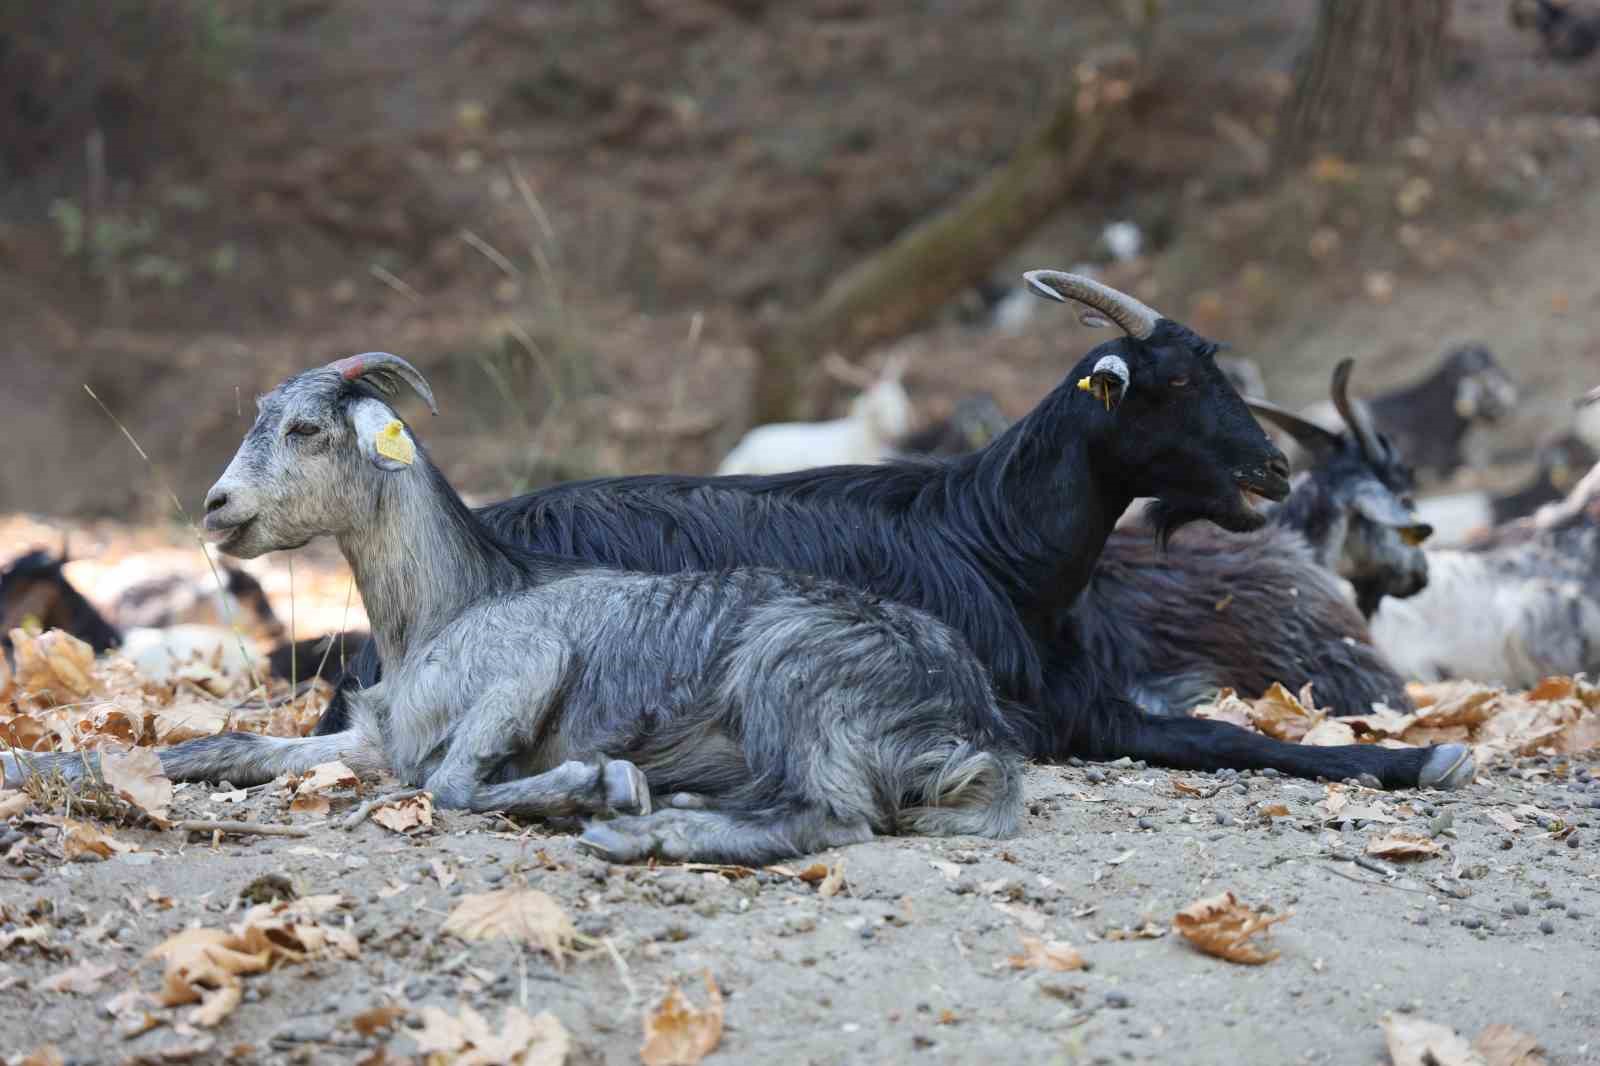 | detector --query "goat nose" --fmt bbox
[204,488,229,515]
